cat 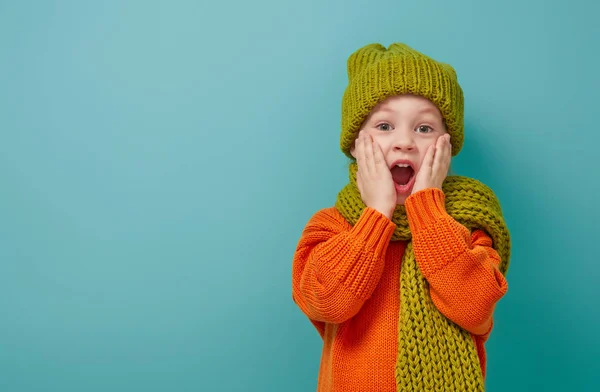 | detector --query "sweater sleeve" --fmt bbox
[404,188,508,337]
[292,207,396,325]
